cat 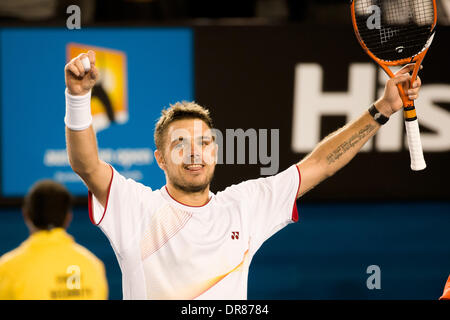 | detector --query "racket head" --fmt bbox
[350,0,437,67]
